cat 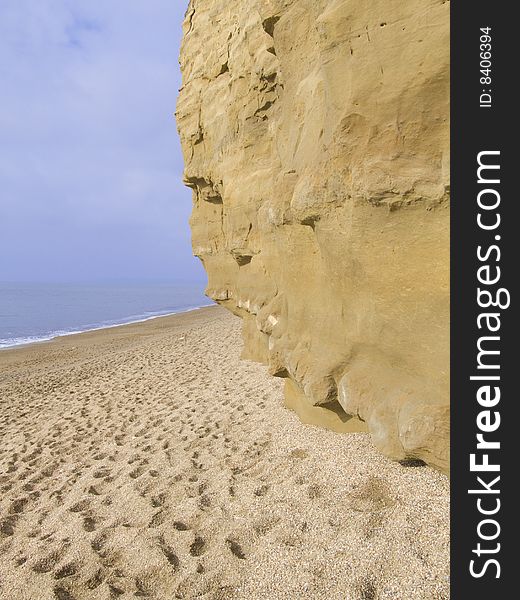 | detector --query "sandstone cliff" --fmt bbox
[176,0,450,473]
